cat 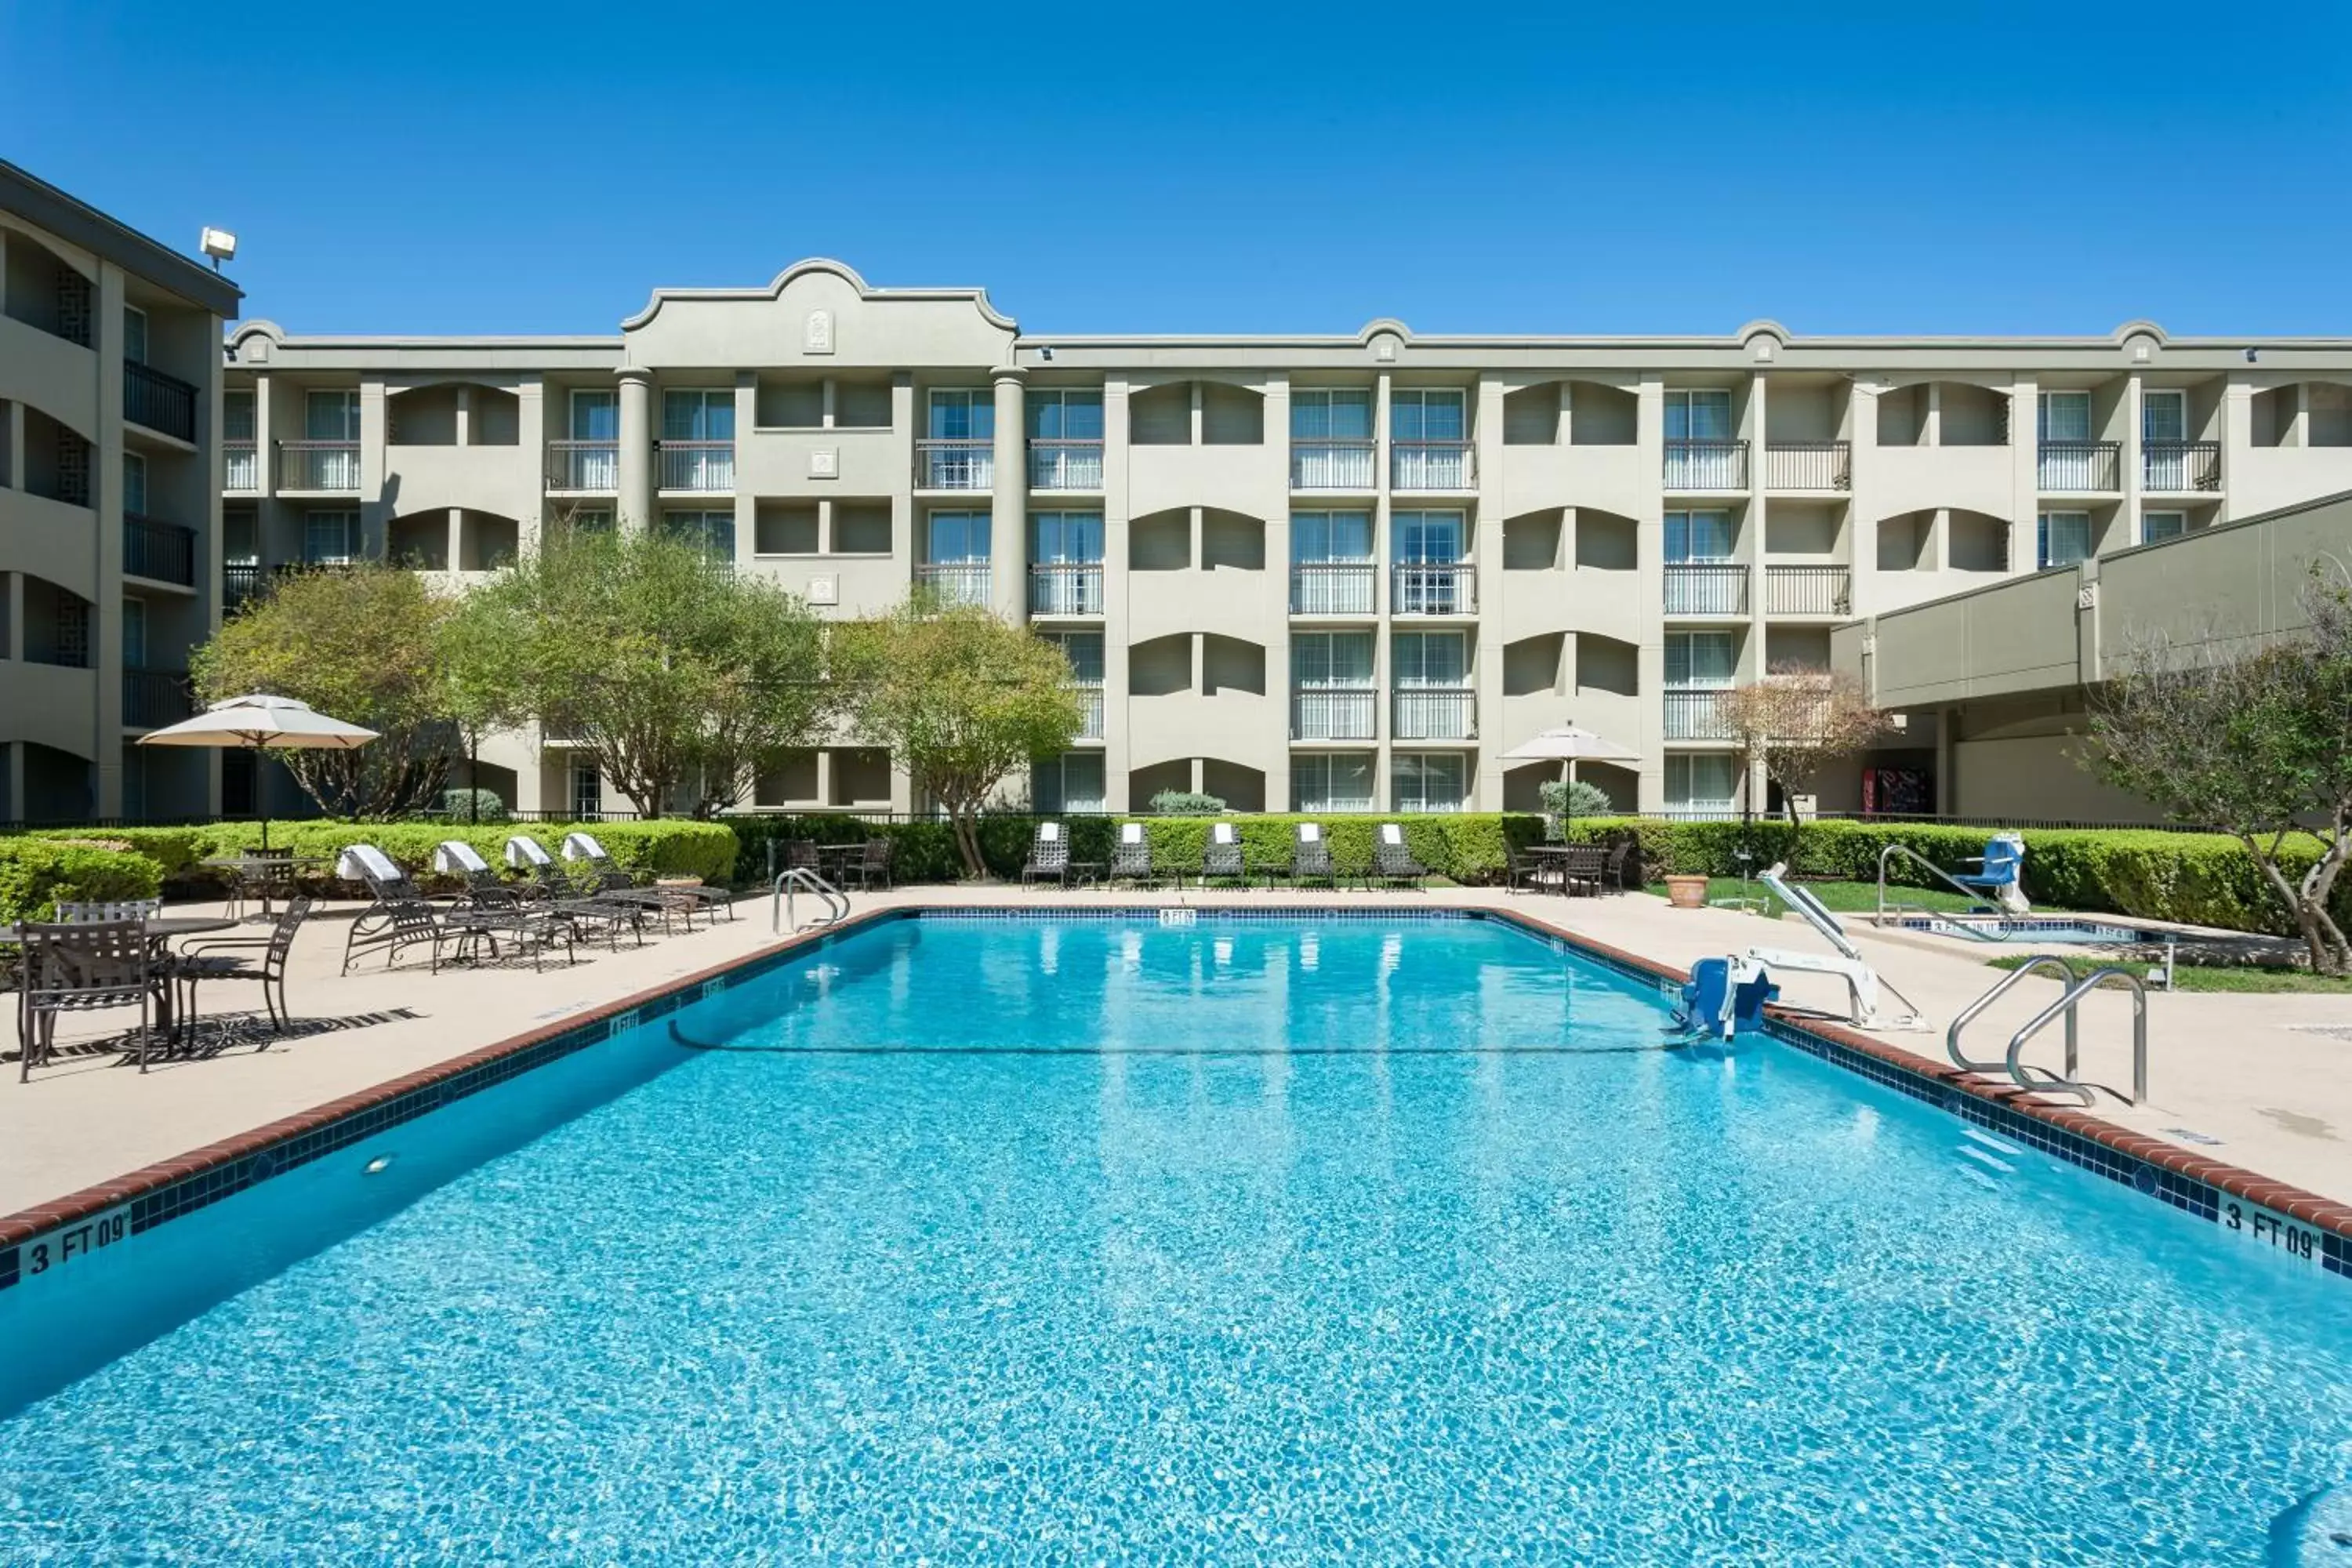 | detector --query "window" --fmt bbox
[122,452,147,517]
[223,391,257,491]
[1026,390,1102,441]
[1033,750,1106,814]
[1027,390,1103,488]
[1664,510,1734,563]
[1392,630,1467,688]
[2142,390,2186,443]
[1392,510,1465,564]
[662,389,733,441]
[224,390,256,442]
[1665,631,1737,689]
[2142,510,2187,545]
[565,507,614,533]
[304,510,360,565]
[121,597,147,668]
[1041,630,1104,684]
[569,757,603,819]
[222,749,256,817]
[53,591,89,667]
[927,389,994,440]
[2037,511,2092,568]
[1665,753,1740,814]
[1393,752,1467,813]
[1391,389,1465,443]
[1291,751,1374,811]
[1291,510,1373,563]
[1291,389,1373,440]
[927,510,991,563]
[1030,511,1103,564]
[663,509,736,559]
[1292,631,1374,687]
[2037,391,2092,442]
[307,390,361,441]
[1664,390,1732,441]
[123,306,148,365]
